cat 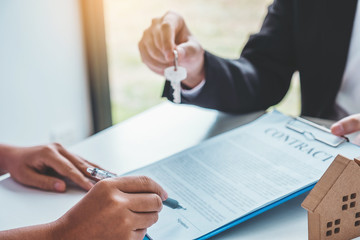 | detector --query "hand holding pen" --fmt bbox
[48,175,168,240]
[88,167,186,210]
